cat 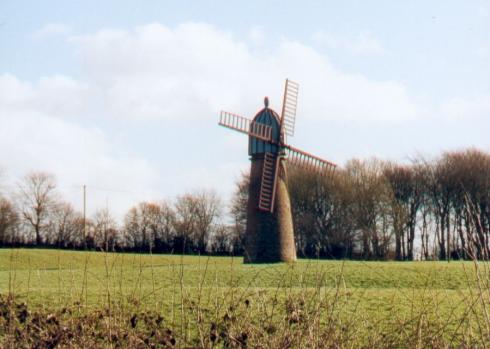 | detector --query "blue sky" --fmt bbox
[1,1,489,219]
